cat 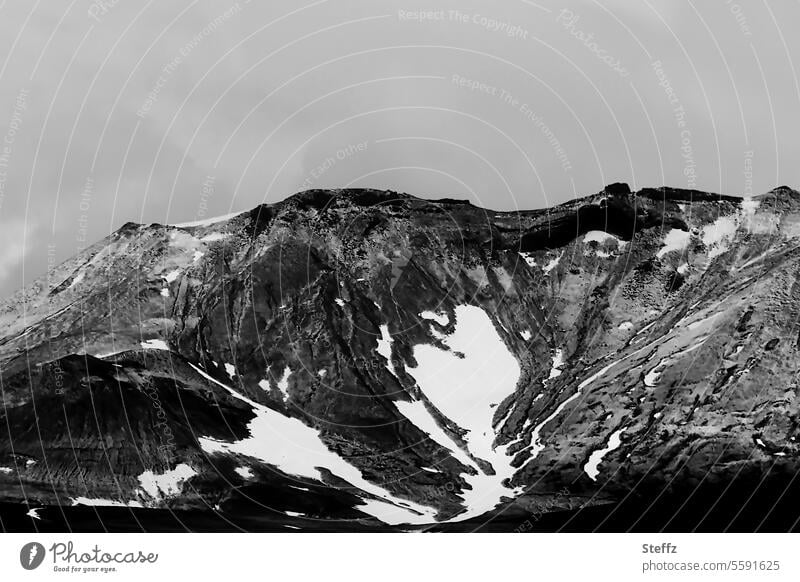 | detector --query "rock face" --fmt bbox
[2,184,800,530]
